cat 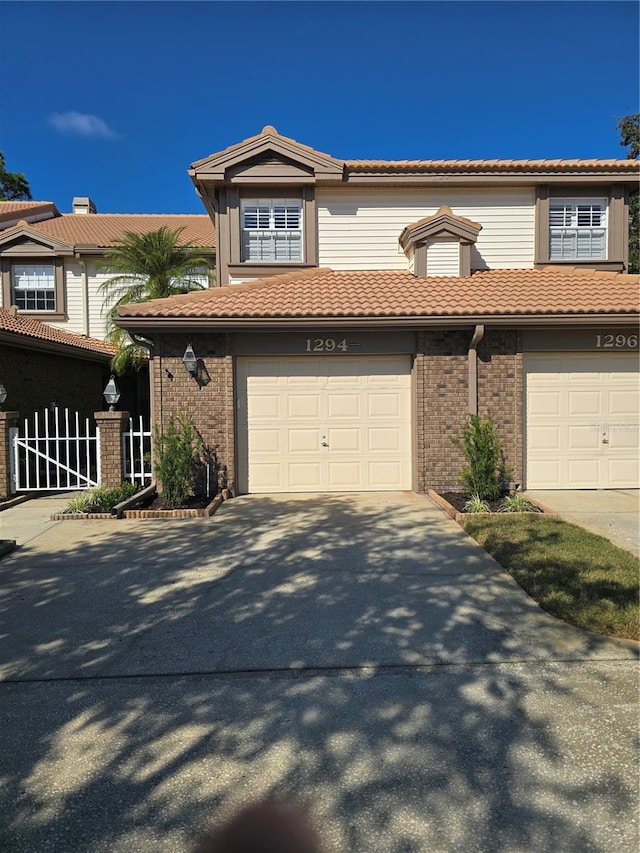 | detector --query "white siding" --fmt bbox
[229,274,263,285]
[426,240,460,277]
[316,187,535,271]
